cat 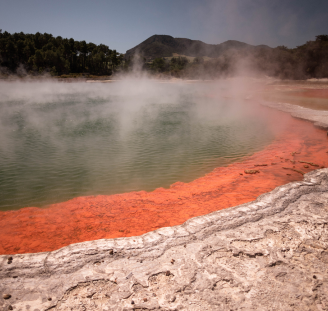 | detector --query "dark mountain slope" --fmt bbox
[125,35,272,60]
